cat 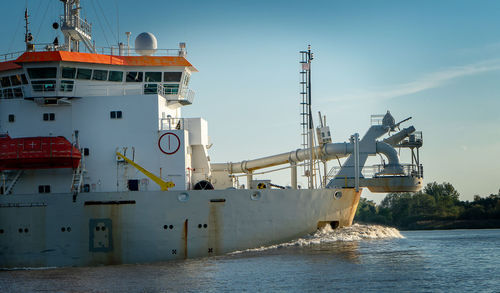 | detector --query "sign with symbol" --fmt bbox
[158,132,181,155]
